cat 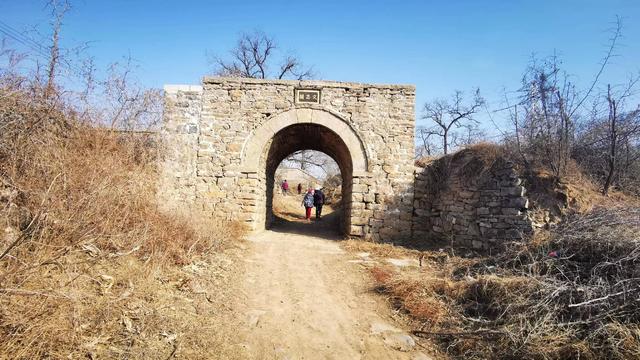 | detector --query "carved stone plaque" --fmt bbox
[295,89,321,104]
